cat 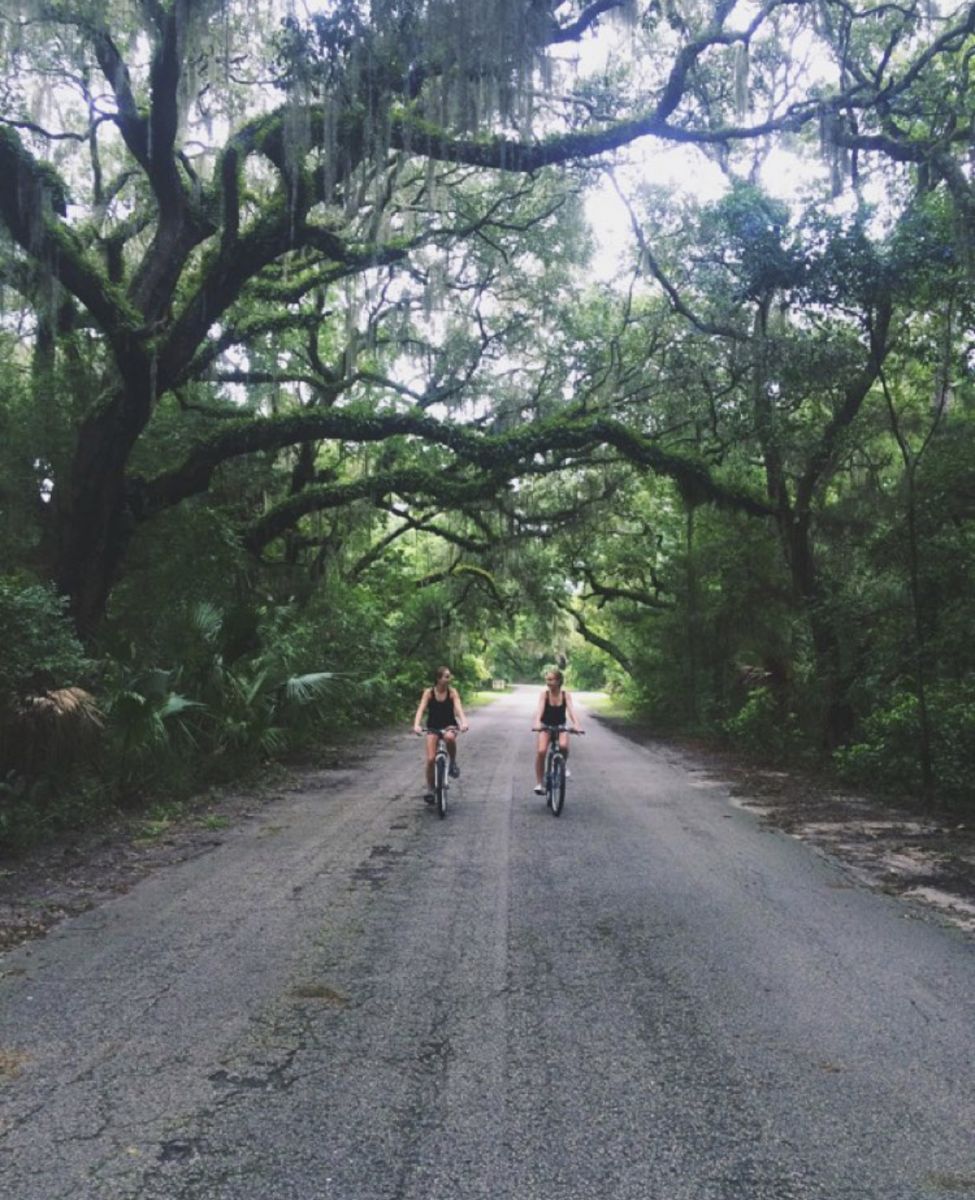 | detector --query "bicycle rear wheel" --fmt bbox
[550,756,566,816]
[543,748,555,808]
[435,753,448,818]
